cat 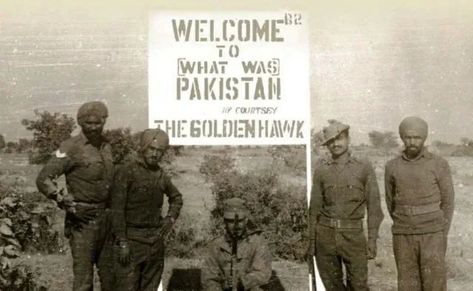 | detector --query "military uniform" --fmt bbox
[309,151,383,291]
[36,132,114,291]
[385,149,454,291]
[202,233,272,291]
[202,198,272,291]
[109,153,183,291]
